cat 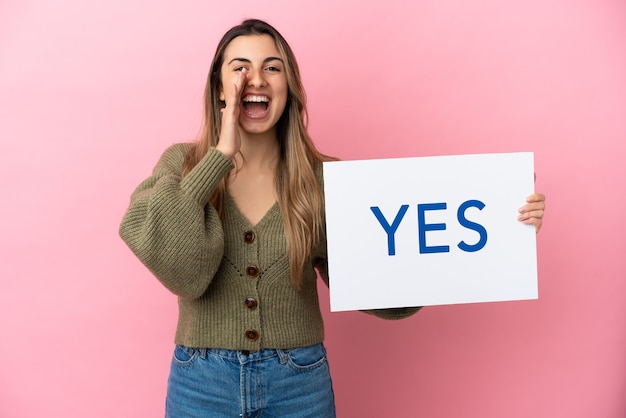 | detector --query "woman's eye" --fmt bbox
[266,66,281,72]
[234,66,247,72]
